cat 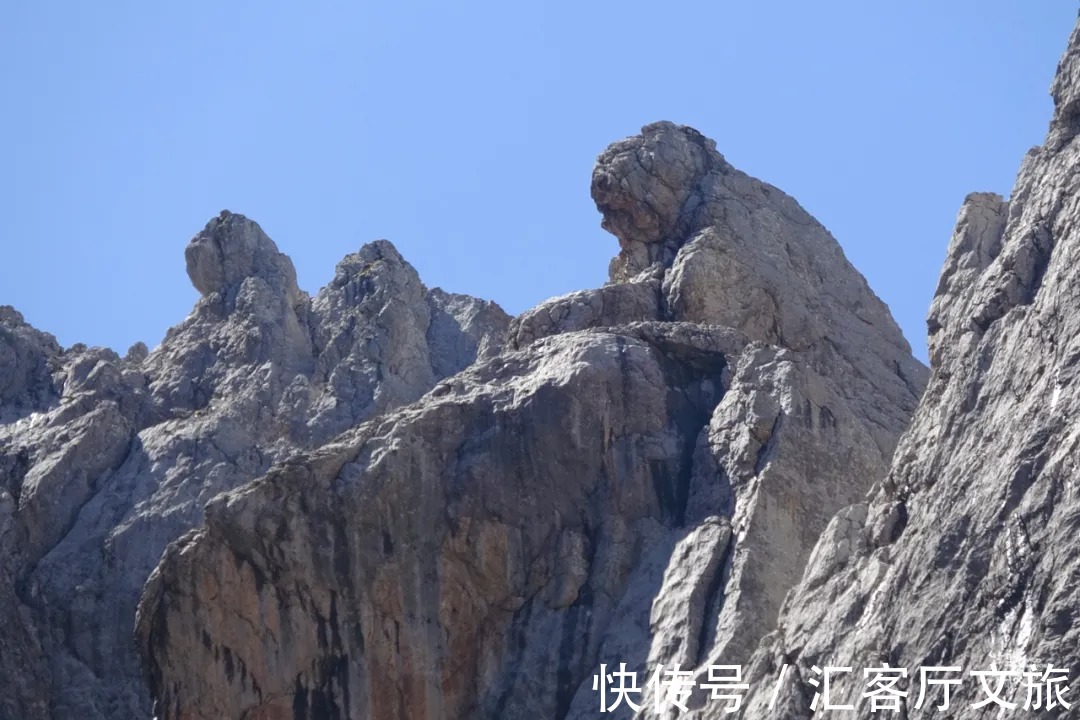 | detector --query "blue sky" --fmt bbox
[2,2,1075,361]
